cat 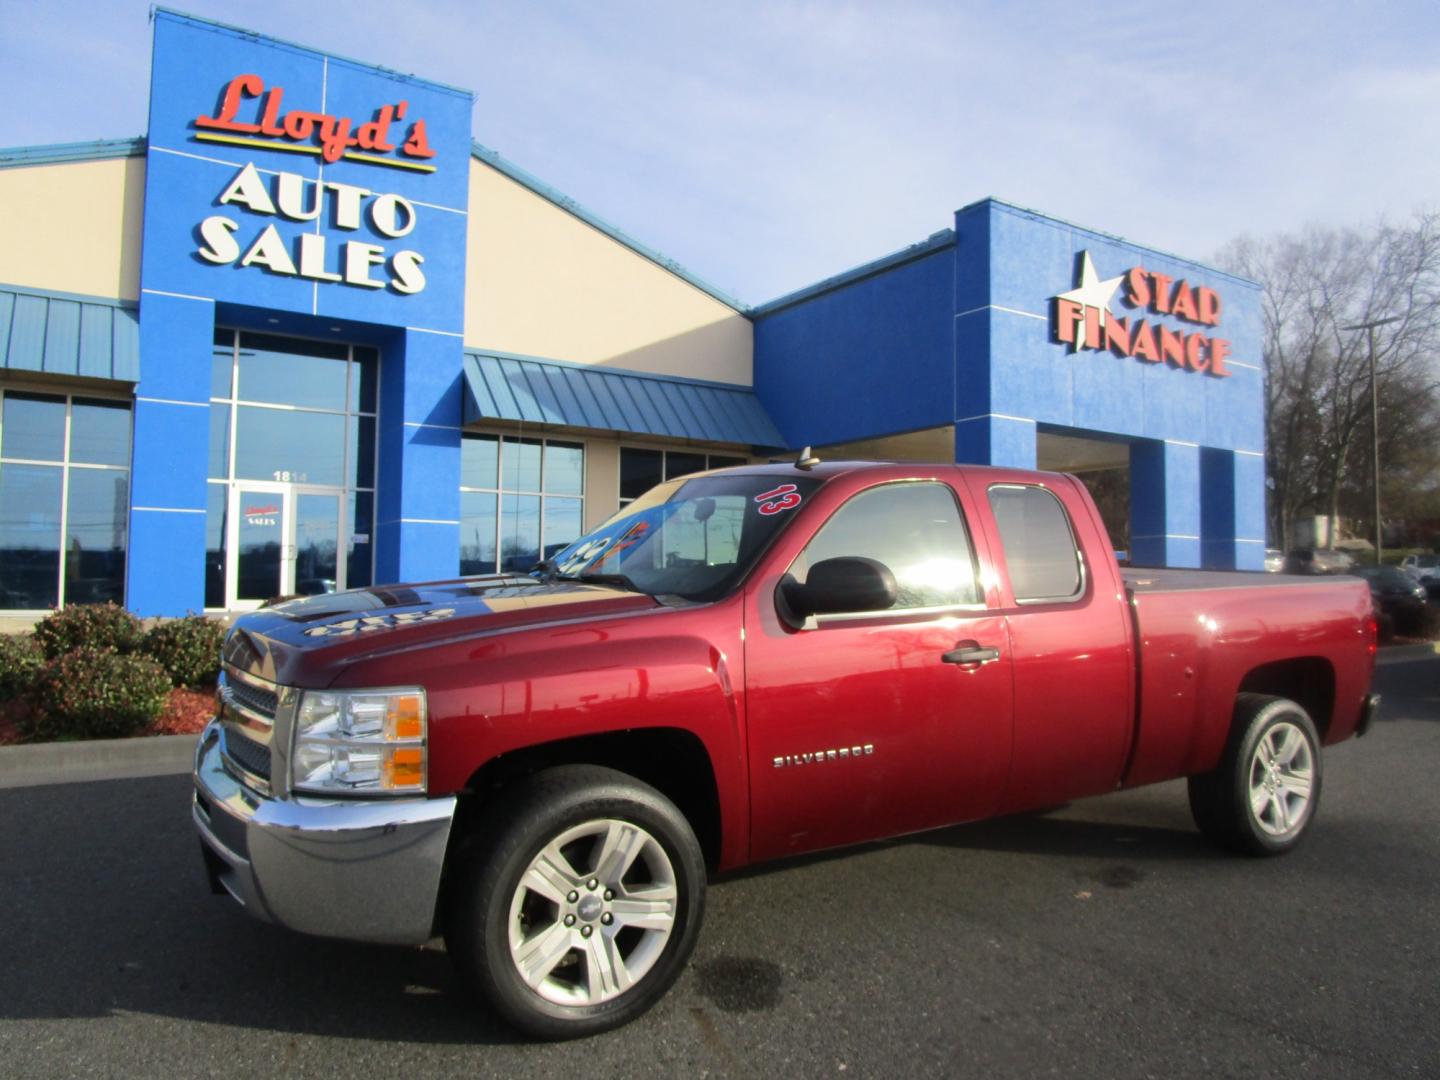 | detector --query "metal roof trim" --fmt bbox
[462,350,782,448]
[0,138,146,169]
